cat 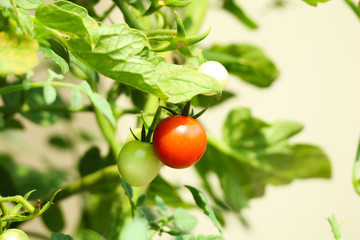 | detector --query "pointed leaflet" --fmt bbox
[185,185,223,235]
[71,86,82,110]
[80,81,116,127]
[39,43,69,74]
[222,0,258,29]
[43,83,57,105]
[195,107,331,212]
